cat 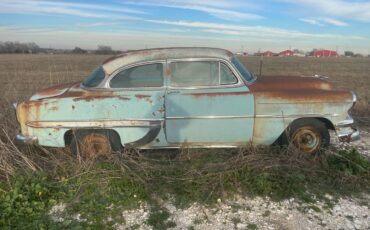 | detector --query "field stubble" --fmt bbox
[0,54,369,229]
